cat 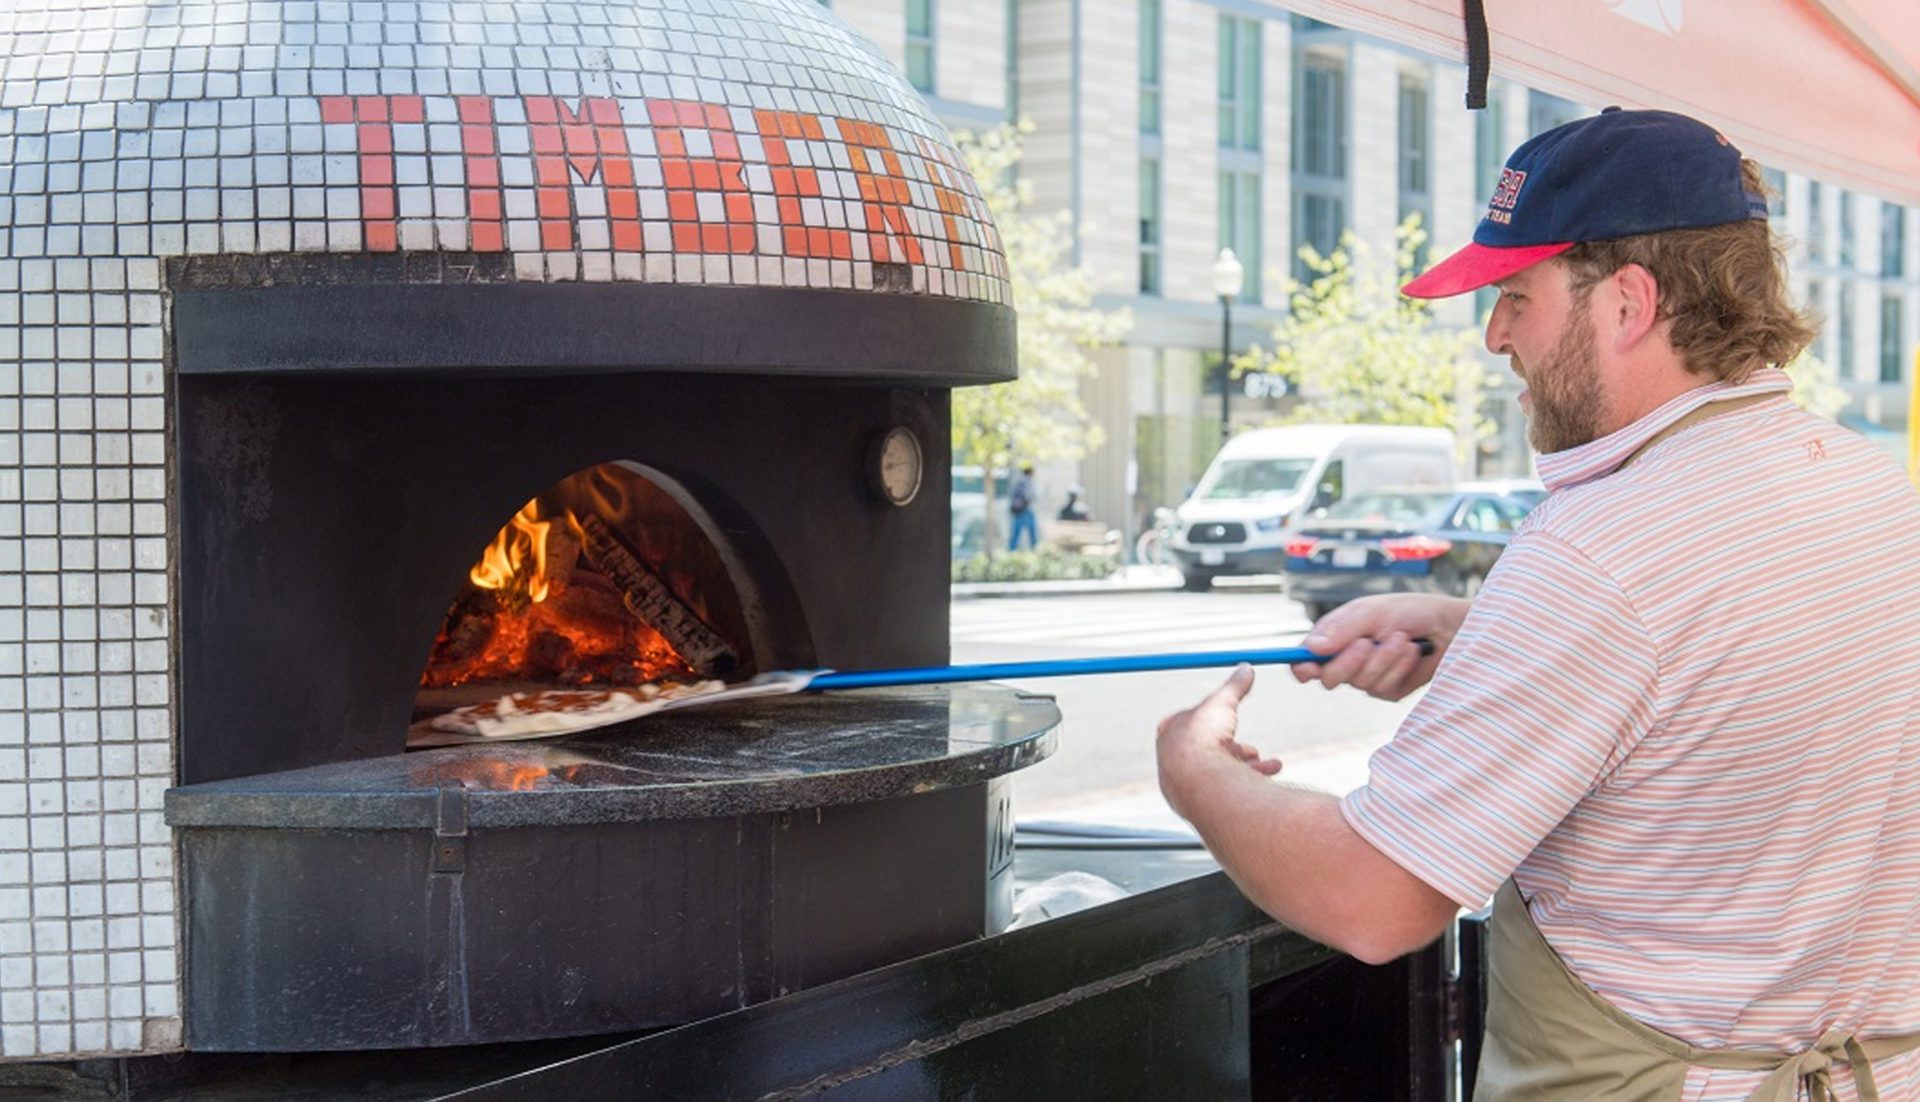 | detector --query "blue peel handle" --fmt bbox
[805,640,1434,691]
